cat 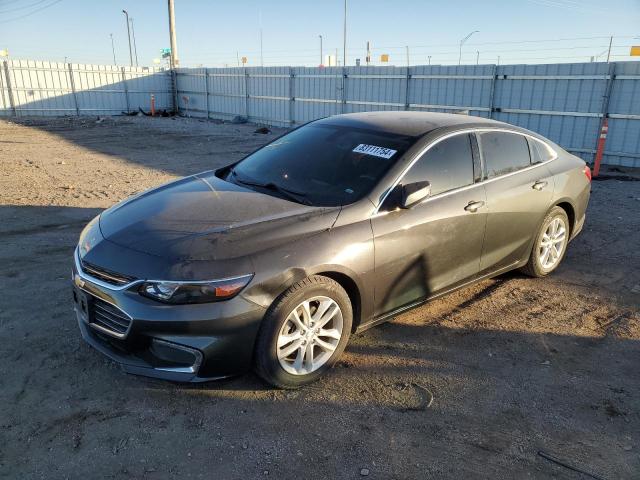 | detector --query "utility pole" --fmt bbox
[319,35,323,66]
[405,46,410,67]
[122,10,133,67]
[428,55,431,65]
[366,41,371,66]
[343,0,347,67]
[258,10,264,67]
[458,30,479,65]
[167,0,179,67]
[260,28,264,66]
[259,11,264,67]
[606,35,613,63]
[130,18,139,67]
[110,33,116,65]
[236,51,240,67]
